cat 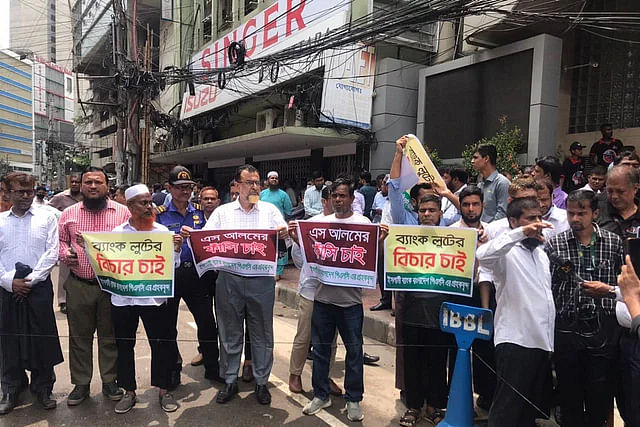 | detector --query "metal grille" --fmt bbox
[327,155,357,180]
[256,157,312,187]
[569,8,640,133]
